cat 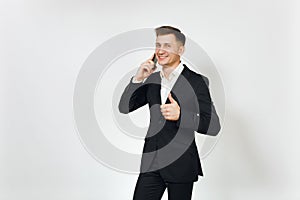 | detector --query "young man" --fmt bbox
[119,26,221,200]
